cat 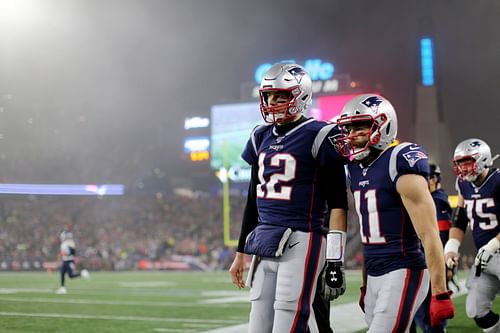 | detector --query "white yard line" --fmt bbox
[152,329,196,333]
[0,288,54,294]
[0,312,240,324]
[0,296,246,308]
